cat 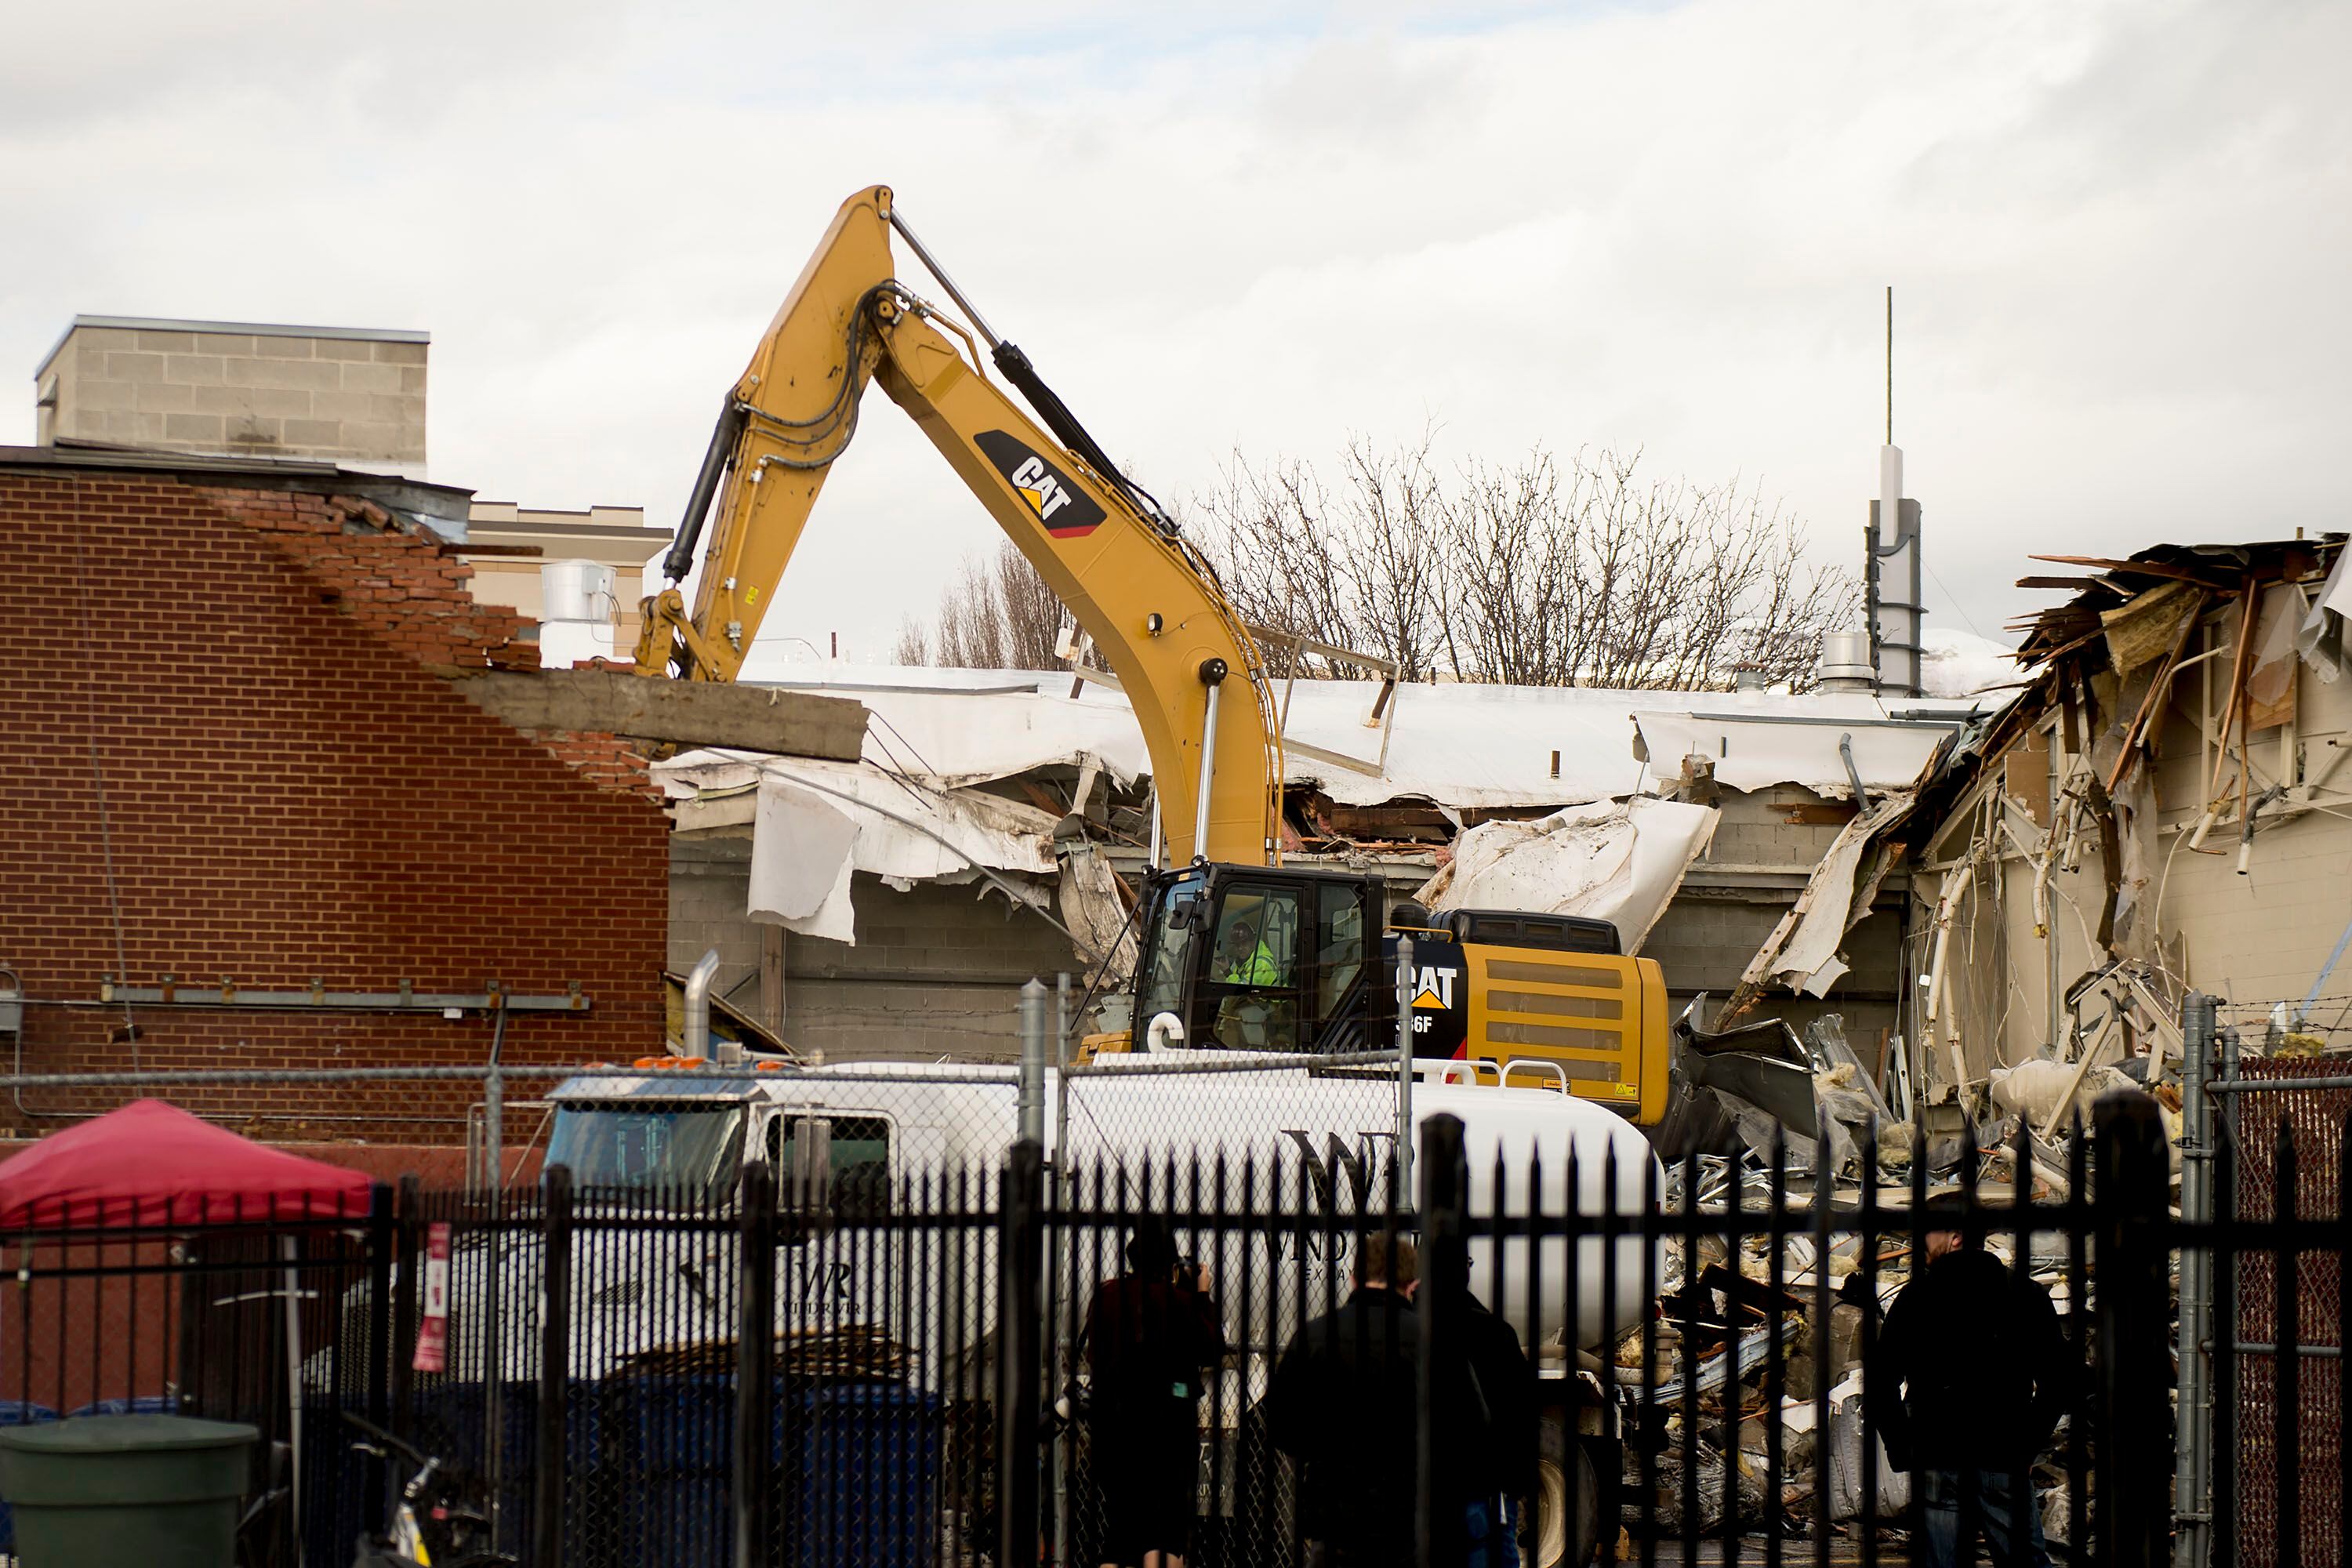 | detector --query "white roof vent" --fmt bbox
[1817,629,1876,692]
